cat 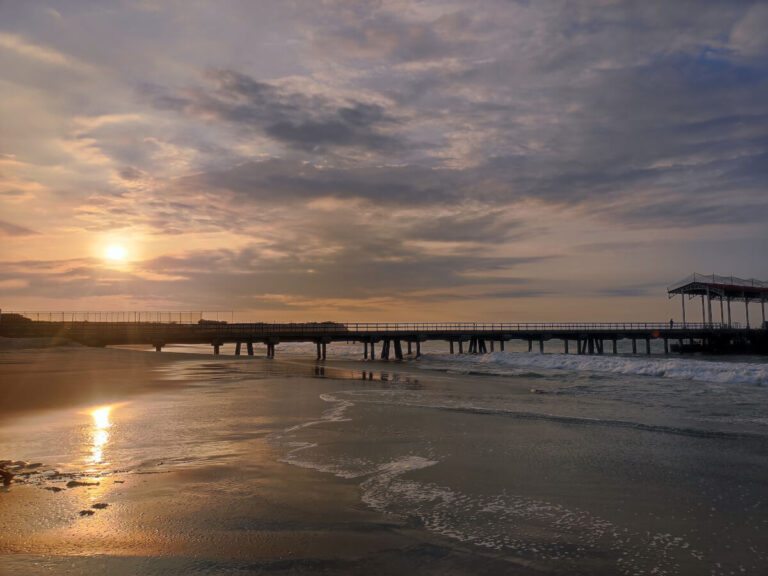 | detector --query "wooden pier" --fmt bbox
[1,316,766,358]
